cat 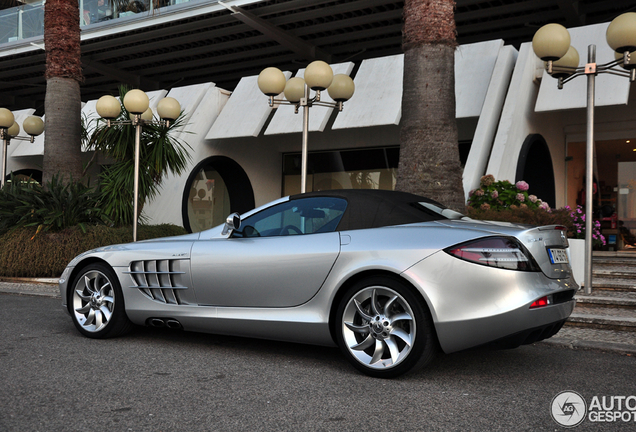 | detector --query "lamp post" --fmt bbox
[0,108,45,187]
[532,13,636,294]
[95,90,181,241]
[257,61,355,193]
